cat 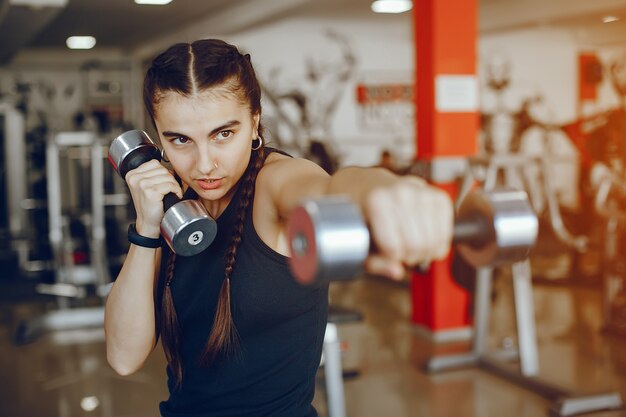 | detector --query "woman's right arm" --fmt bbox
[104,245,161,375]
[104,159,183,375]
